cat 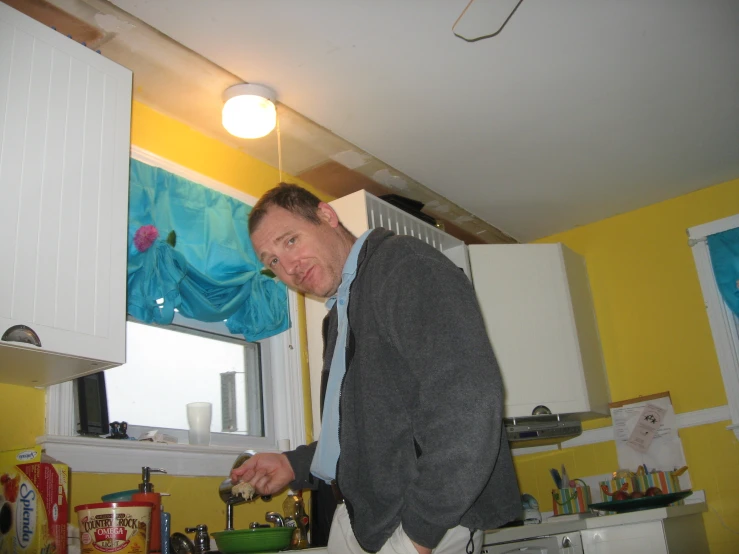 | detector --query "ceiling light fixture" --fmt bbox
[222,83,277,139]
